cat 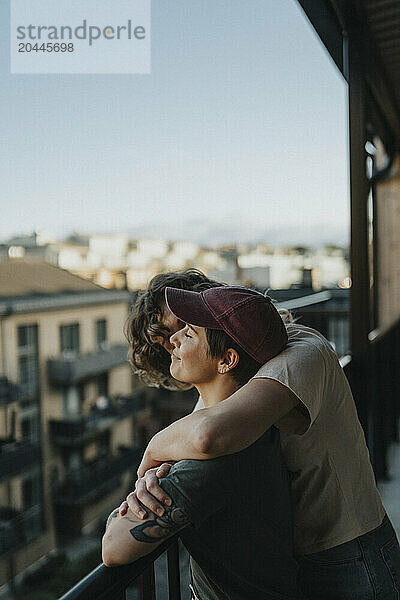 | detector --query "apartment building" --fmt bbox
[0,260,144,591]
